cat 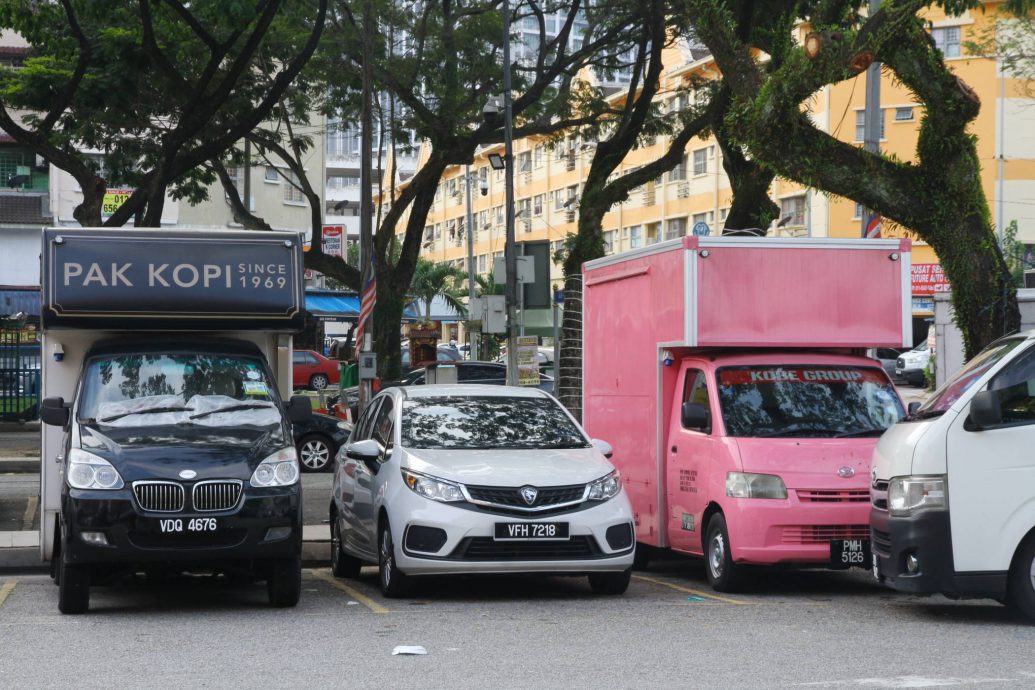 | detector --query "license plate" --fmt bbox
[831,539,870,566]
[158,517,218,533]
[494,522,569,541]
